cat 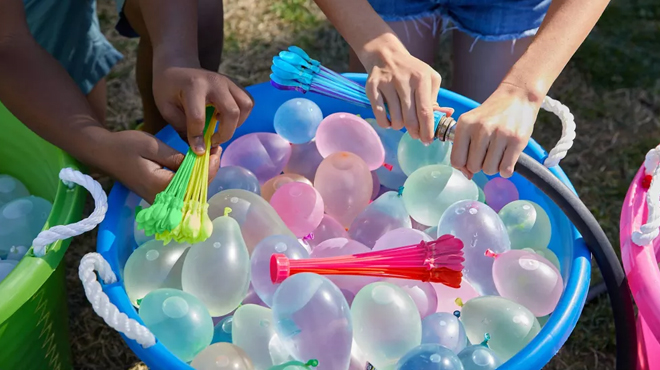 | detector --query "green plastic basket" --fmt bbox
[0,102,86,370]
